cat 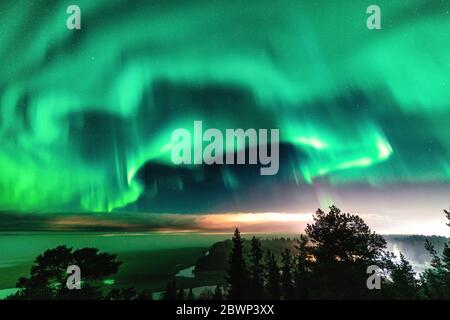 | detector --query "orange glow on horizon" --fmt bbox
[195,212,314,234]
